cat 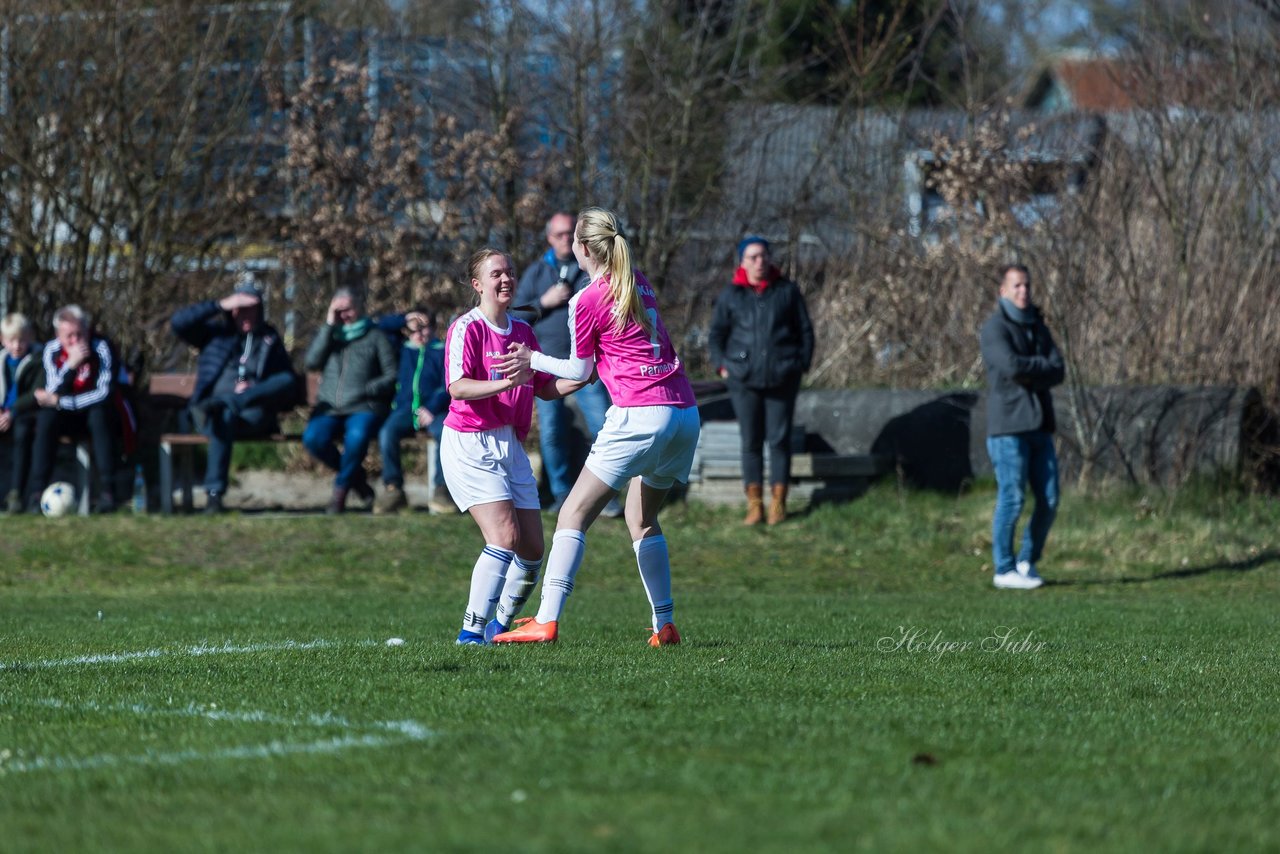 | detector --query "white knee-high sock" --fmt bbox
[634,535,673,631]
[534,529,586,624]
[461,545,514,633]
[496,555,541,628]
